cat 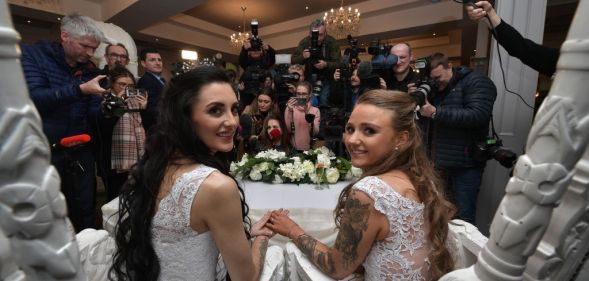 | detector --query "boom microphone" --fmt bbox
[59,134,91,148]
